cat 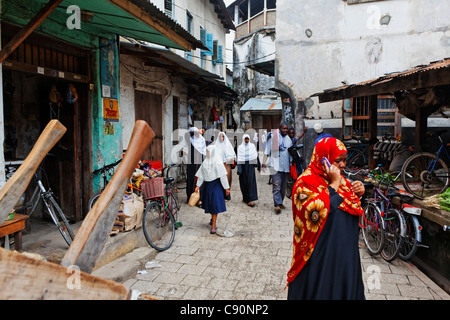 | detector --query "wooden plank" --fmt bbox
[0,0,64,64]
[0,120,66,224]
[61,120,155,273]
[0,248,129,300]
